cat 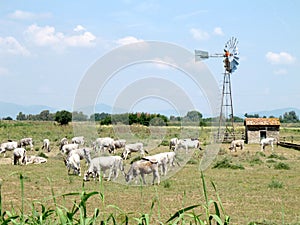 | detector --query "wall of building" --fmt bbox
[246,130,279,144]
